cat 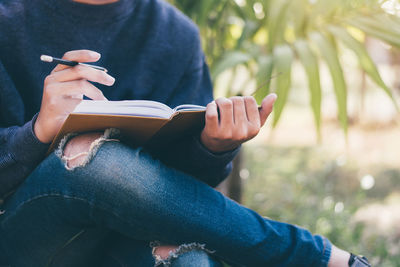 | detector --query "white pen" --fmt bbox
[40,55,108,72]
